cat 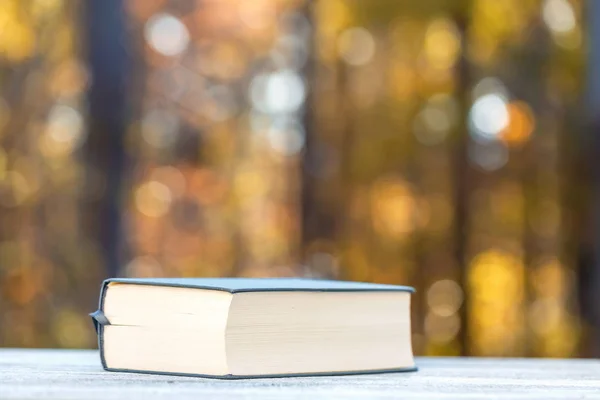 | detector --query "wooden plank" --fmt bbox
[1,349,600,399]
